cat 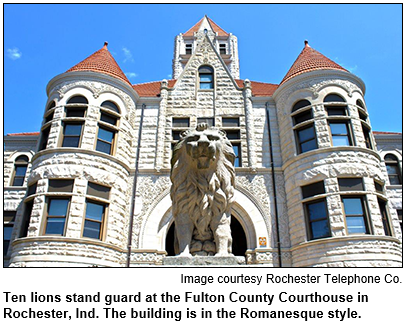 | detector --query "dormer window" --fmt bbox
[199,65,214,89]
[219,44,226,54]
[185,44,192,55]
